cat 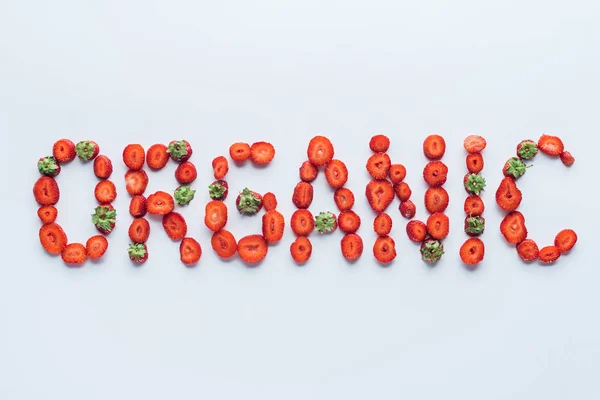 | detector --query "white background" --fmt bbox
[1,1,599,399]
